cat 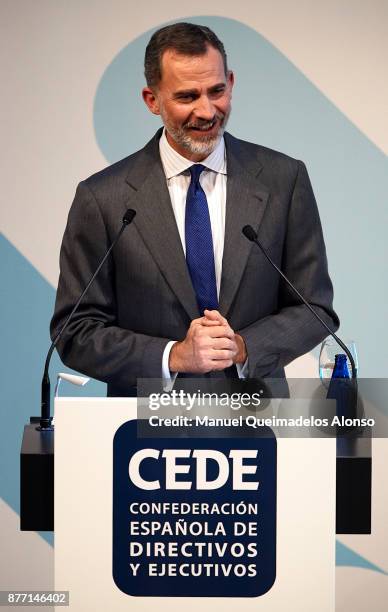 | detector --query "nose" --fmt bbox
[193,95,215,121]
